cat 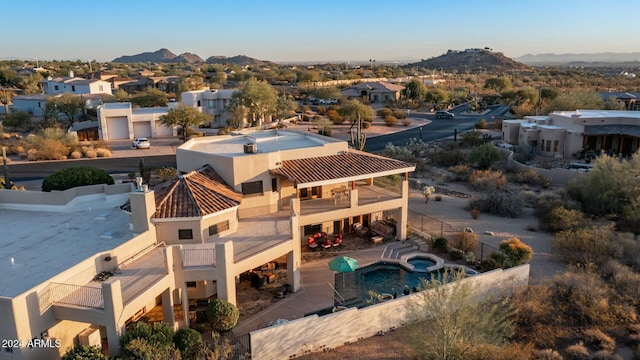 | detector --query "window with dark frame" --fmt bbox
[241,180,263,196]
[208,220,230,236]
[186,281,197,288]
[271,178,277,192]
[178,229,193,240]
